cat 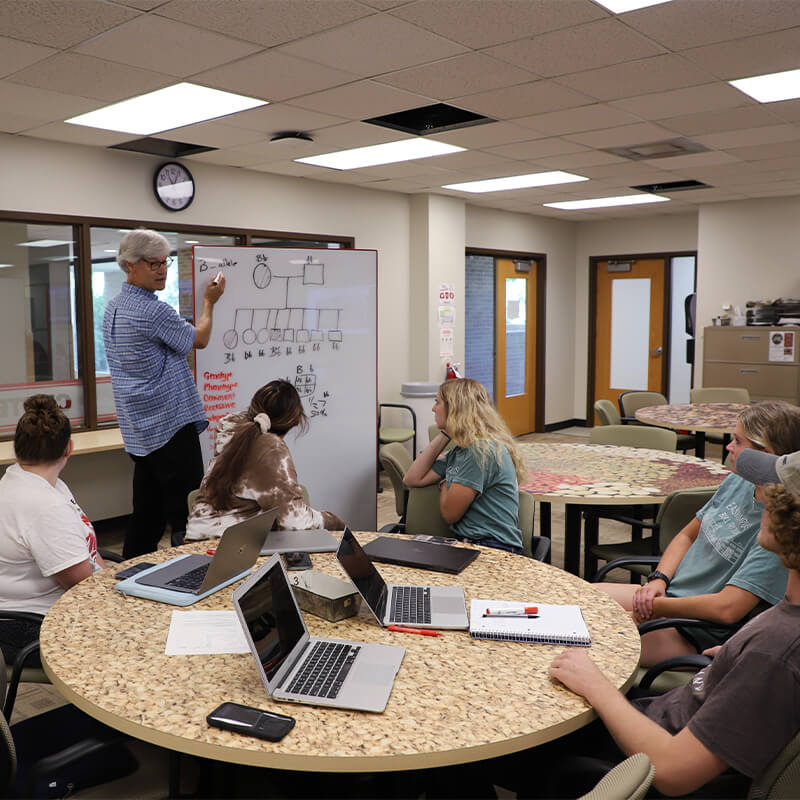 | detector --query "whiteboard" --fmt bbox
[193,246,377,530]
